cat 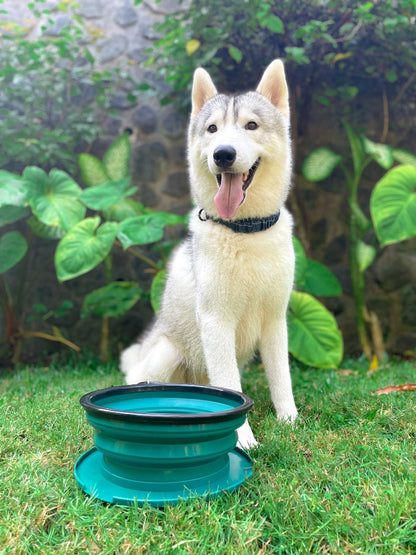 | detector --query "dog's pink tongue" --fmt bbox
[214,173,245,219]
